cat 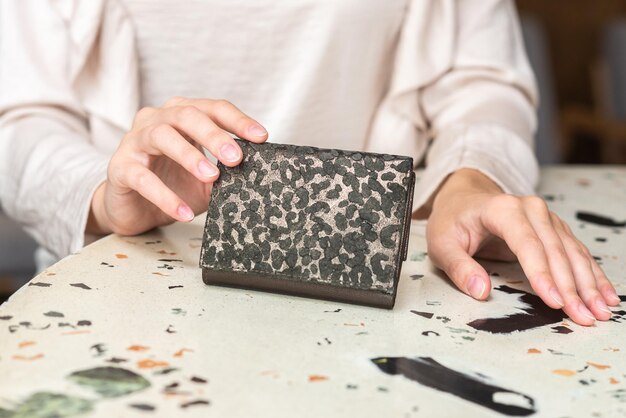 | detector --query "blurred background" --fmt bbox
[1,0,626,303]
